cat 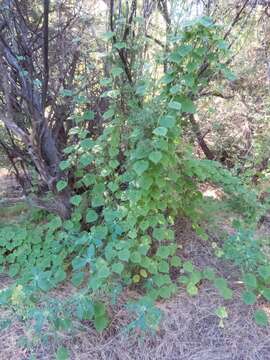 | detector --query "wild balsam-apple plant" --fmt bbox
[1,17,268,334]
[58,17,240,325]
